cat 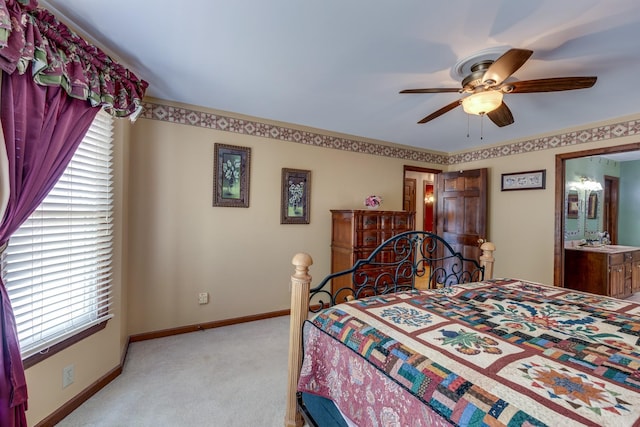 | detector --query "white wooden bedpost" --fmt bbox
[285,253,313,427]
[480,241,496,280]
